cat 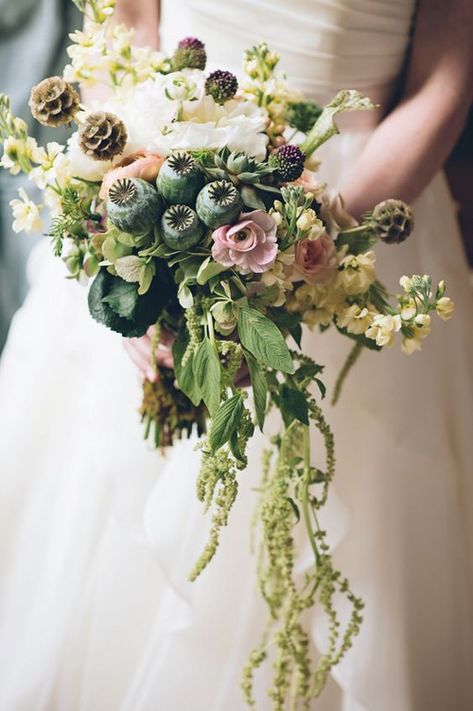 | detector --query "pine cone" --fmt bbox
[371,199,414,244]
[29,76,80,127]
[78,111,128,161]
